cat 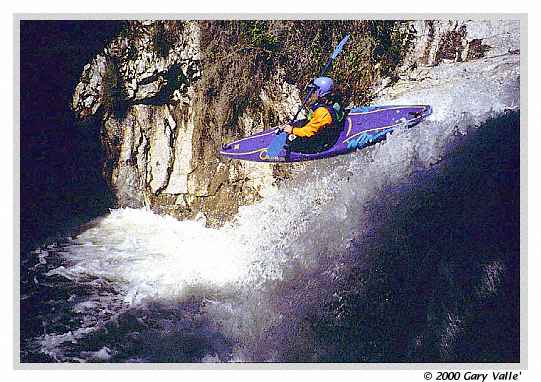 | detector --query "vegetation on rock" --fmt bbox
[195,20,414,137]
